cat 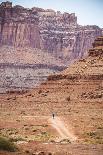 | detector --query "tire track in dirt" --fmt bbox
[49,117,77,142]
